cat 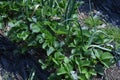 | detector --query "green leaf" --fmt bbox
[39,59,47,69]
[60,41,65,47]
[42,42,47,49]
[28,41,37,46]
[81,68,87,74]
[71,49,76,54]
[79,74,87,80]
[54,52,64,59]
[100,59,111,68]
[85,72,91,79]
[53,41,60,48]
[89,69,96,76]
[52,58,59,65]
[63,63,73,73]
[47,47,55,56]
[30,23,40,33]
[91,49,96,59]
[93,49,100,59]
[8,22,14,27]
[44,21,51,26]
[55,29,67,34]
[100,52,113,60]
[64,57,69,63]
[57,64,67,75]
[36,34,44,43]
[81,60,90,67]
[32,17,37,22]
[0,23,3,29]
[17,31,29,40]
